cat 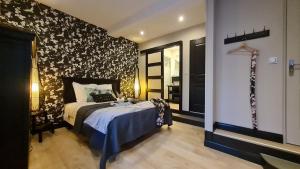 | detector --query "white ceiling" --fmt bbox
[36,0,206,43]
